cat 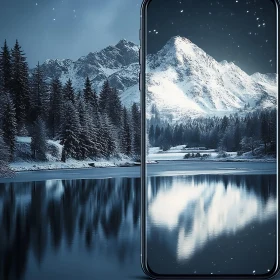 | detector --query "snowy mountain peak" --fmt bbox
[38,36,276,121]
[220,60,233,66]
[115,39,139,51]
[166,36,205,57]
[166,36,193,47]
[38,39,139,93]
[128,36,277,120]
[149,35,215,71]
